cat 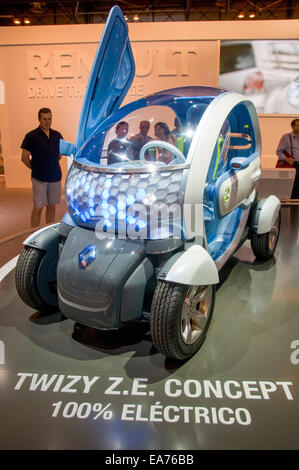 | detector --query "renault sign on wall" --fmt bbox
[0,32,219,187]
